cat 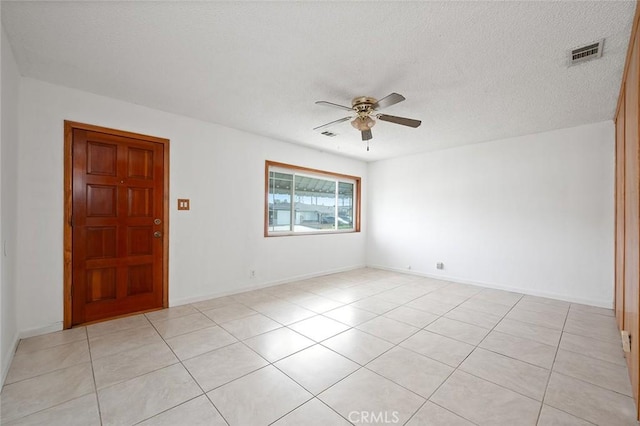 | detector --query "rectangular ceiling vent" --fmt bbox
[321,131,337,137]
[569,39,604,66]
